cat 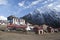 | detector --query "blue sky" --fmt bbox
[0,0,60,18]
